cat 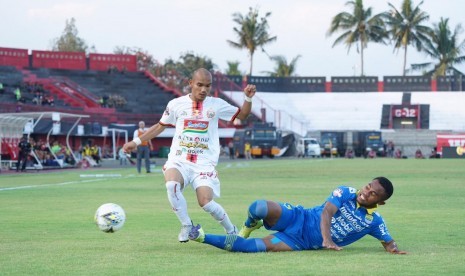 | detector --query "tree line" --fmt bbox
[50,0,464,80]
